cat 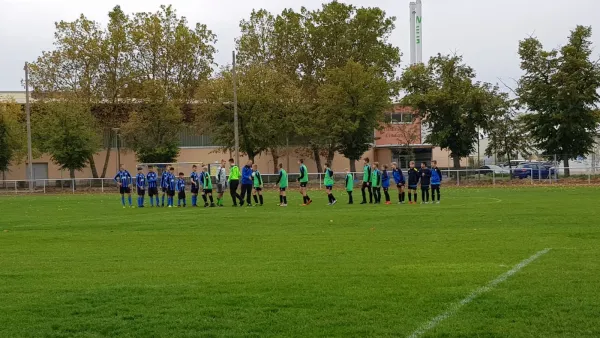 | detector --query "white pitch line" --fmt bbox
[408,248,551,338]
